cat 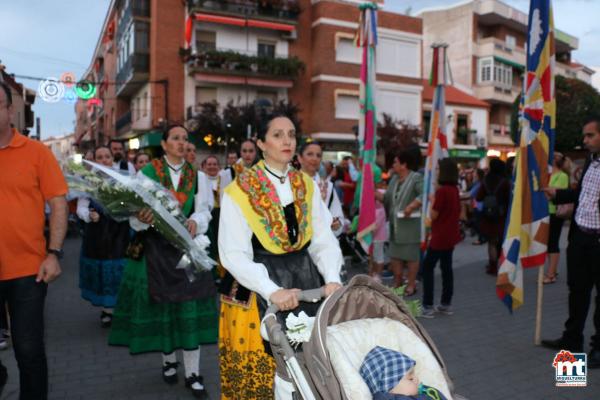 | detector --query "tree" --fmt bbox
[510,75,600,151]
[187,100,223,148]
[187,99,303,151]
[376,113,421,168]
